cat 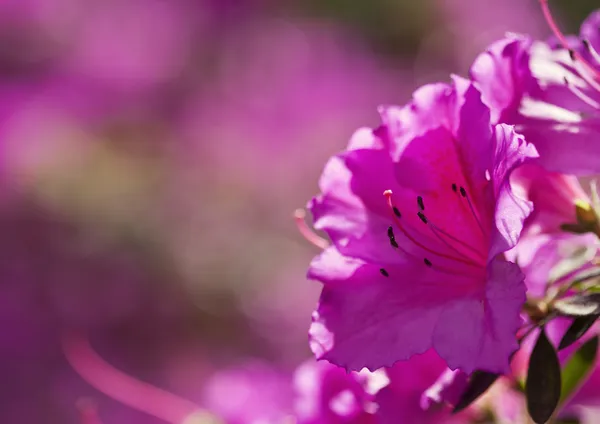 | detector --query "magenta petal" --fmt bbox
[470,36,533,123]
[293,359,375,424]
[309,249,449,371]
[488,124,538,259]
[518,122,600,176]
[420,368,469,410]
[452,75,495,185]
[433,258,525,374]
[309,149,402,265]
[512,233,600,297]
[511,163,588,234]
